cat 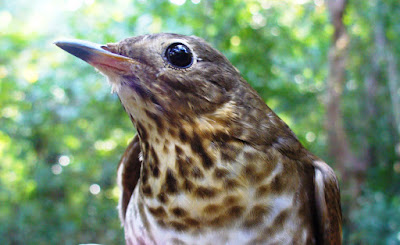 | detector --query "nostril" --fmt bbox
[101,44,126,58]
[101,45,113,52]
